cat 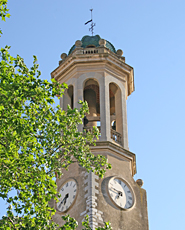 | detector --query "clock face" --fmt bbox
[108,177,134,210]
[57,179,77,212]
